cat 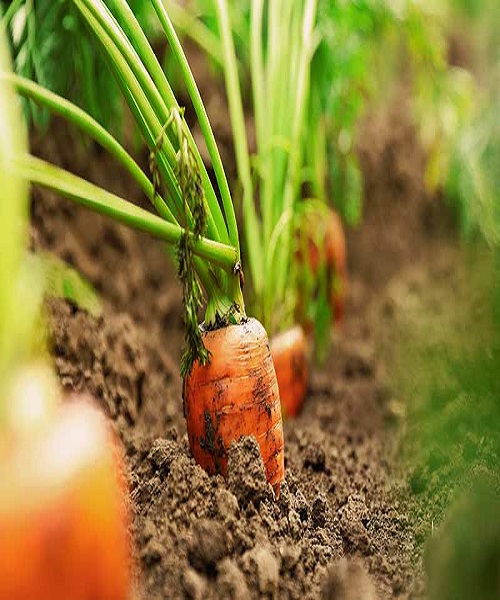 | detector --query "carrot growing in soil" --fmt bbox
[169,0,357,414]
[0,397,130,600]
[0,31,130,599]
[296,205,348,331]
[270,326,309,418]
[184,318,284,489]
[3,0,284,490]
